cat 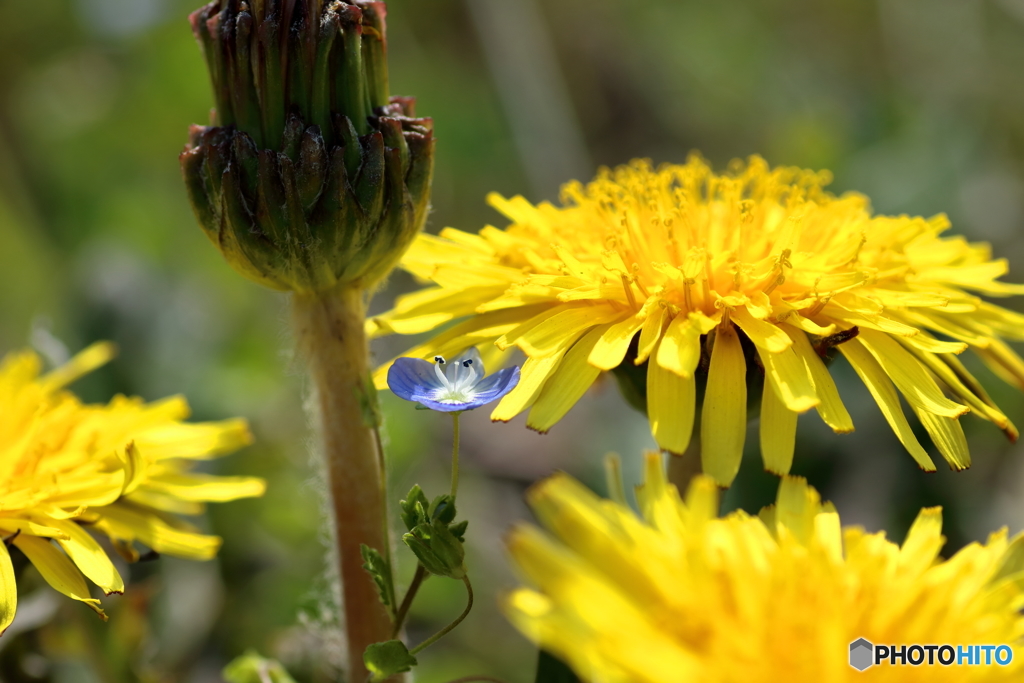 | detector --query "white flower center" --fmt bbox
[432,356,482,404]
